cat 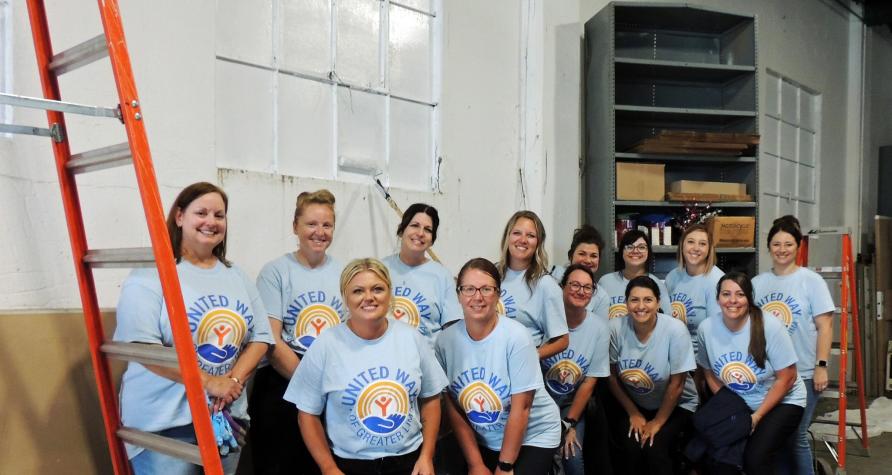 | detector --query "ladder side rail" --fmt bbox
[95,1,223,472]
[797,235,810,267]
[24,1,130,473]
[838,244,850,472]
[844,235,870,449]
